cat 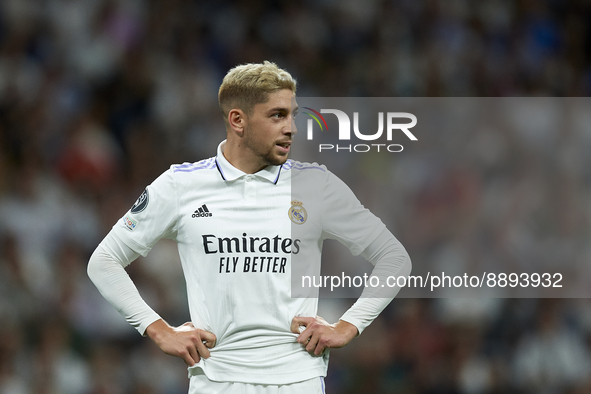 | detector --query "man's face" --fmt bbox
[242,89,298,168]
